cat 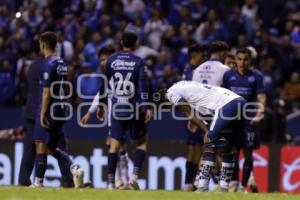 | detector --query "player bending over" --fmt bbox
[32,32,83,188]
[161,81,246,192]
